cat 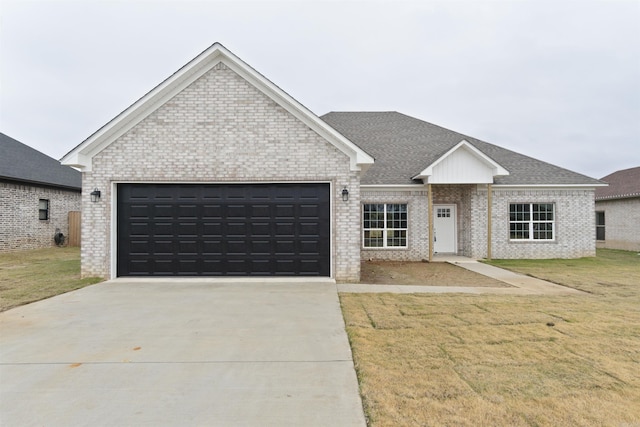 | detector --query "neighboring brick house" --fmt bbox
[595,166,640,251]
[1,133,81,252]
[61,43,603,281]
